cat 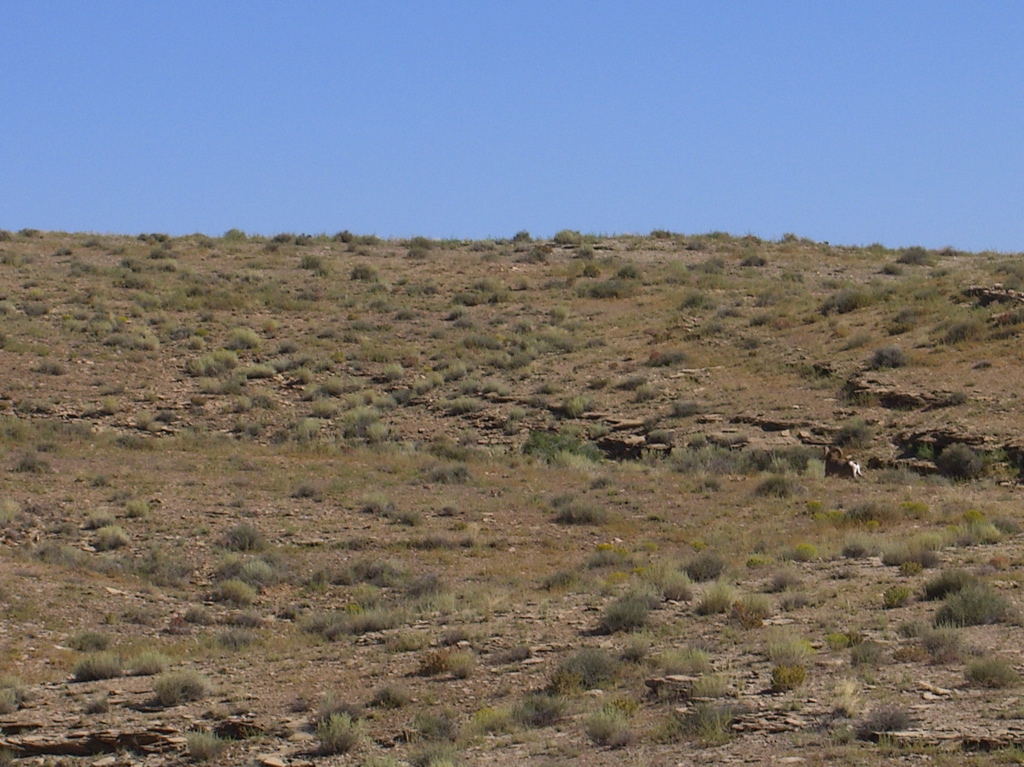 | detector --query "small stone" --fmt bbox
[258,756,288,767]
